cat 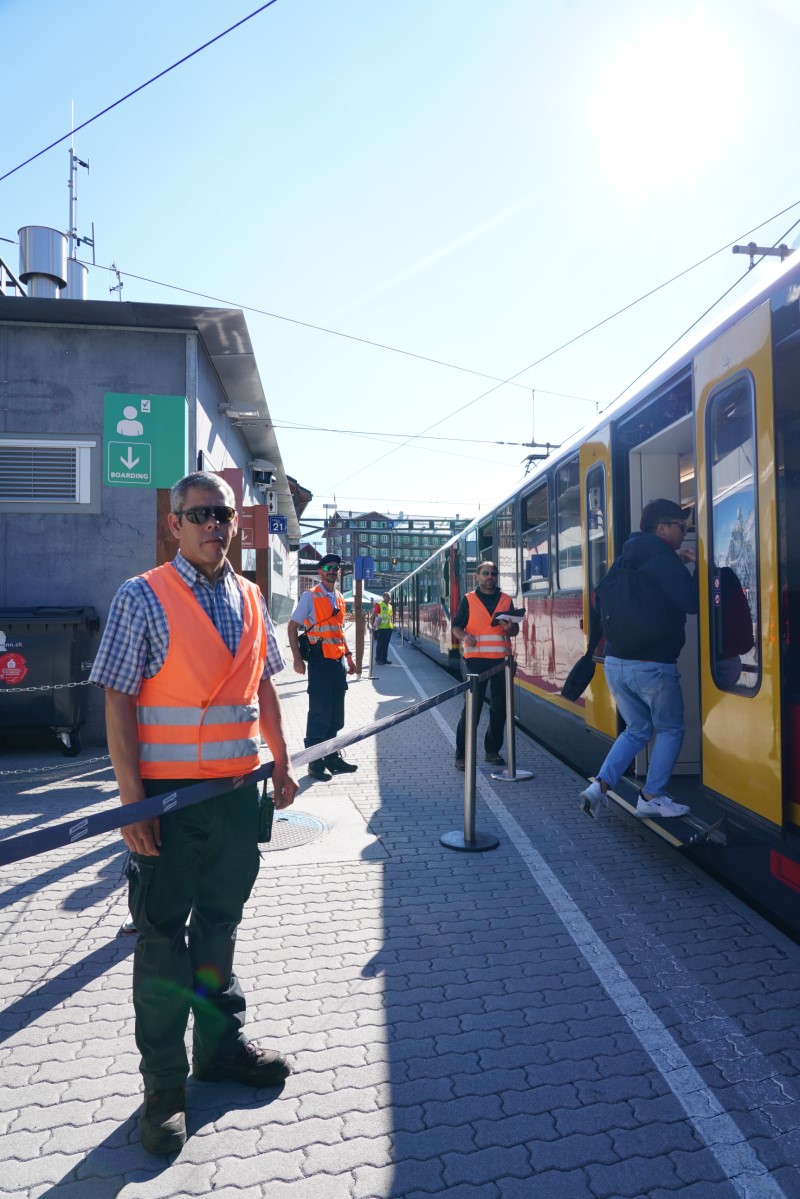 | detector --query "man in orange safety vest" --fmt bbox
[452,560,519,770]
